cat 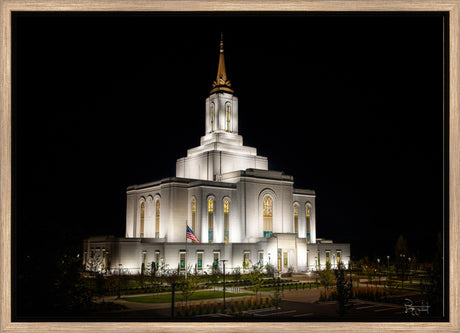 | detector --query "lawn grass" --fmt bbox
[121,290,254,303]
